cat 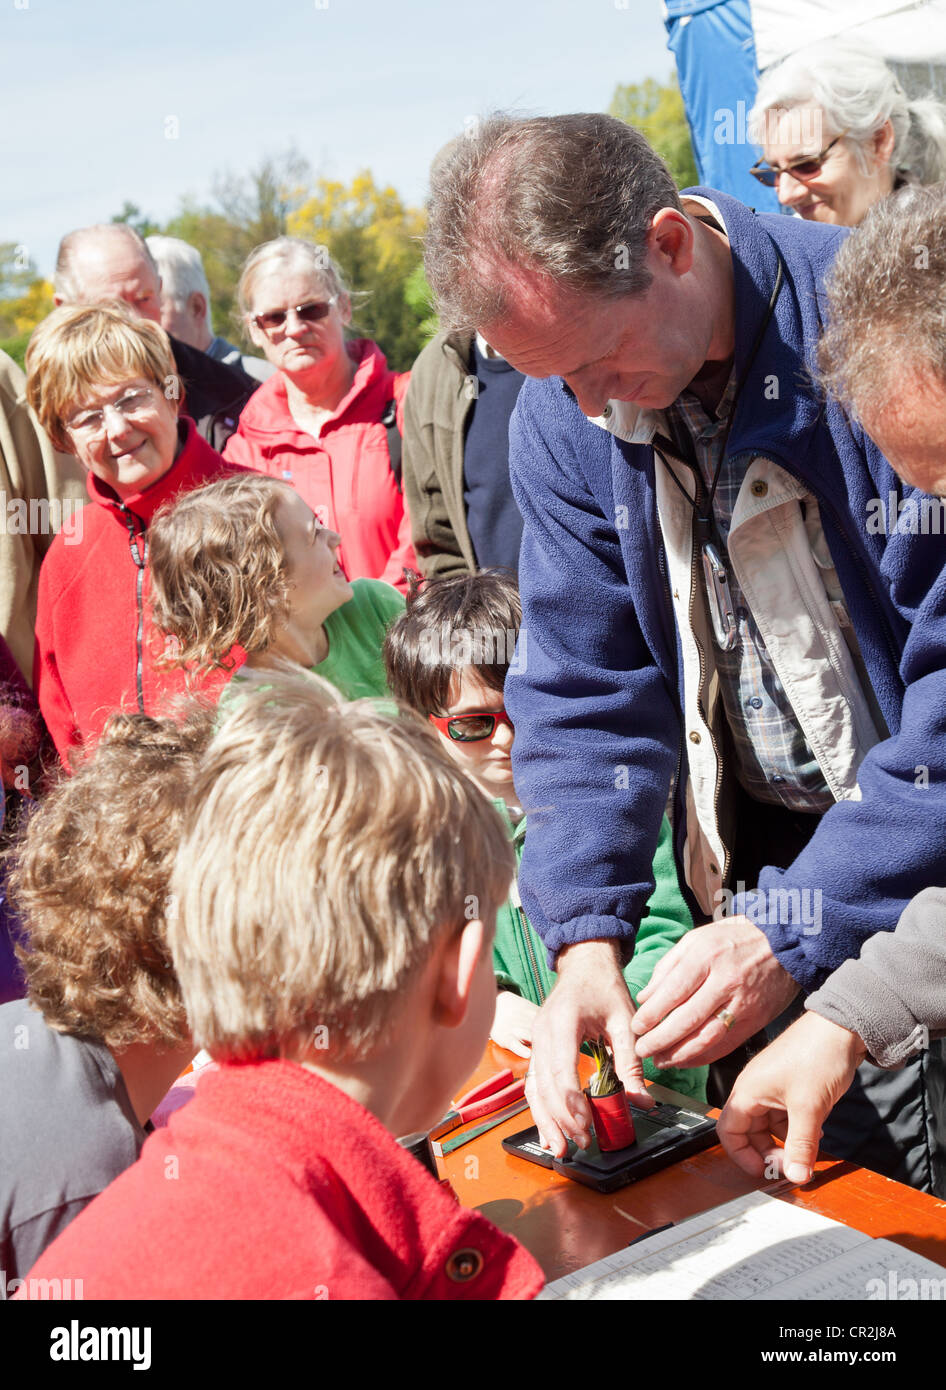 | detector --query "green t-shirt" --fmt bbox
[491,803,708,1102]
[221,578,405,707]
[312,579,405,700]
